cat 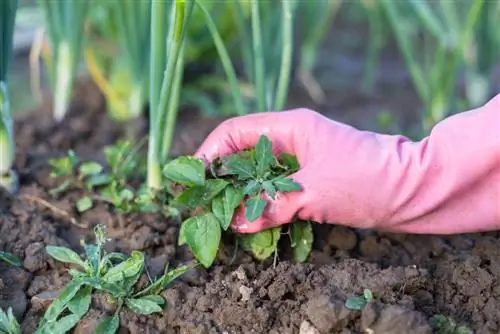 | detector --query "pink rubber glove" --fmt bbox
[194,94,500,235]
